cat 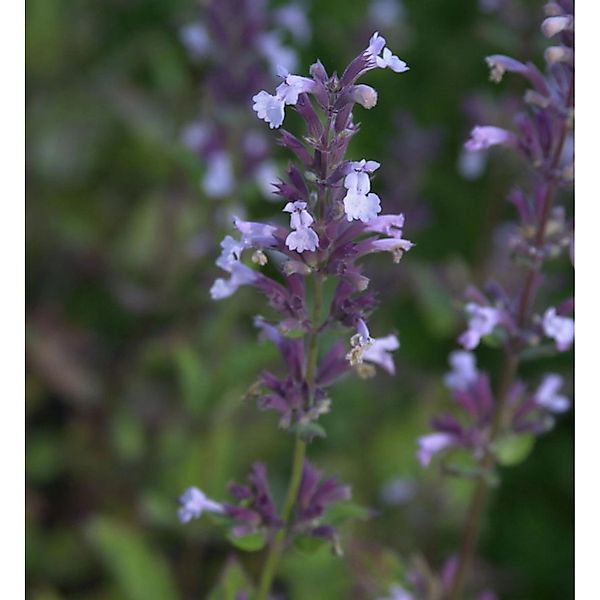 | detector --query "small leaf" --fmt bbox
[227,531,267,552]
[324,501,372,526]
[291,421,327,442]
[495,433,535,466]
[294,534,329,554]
